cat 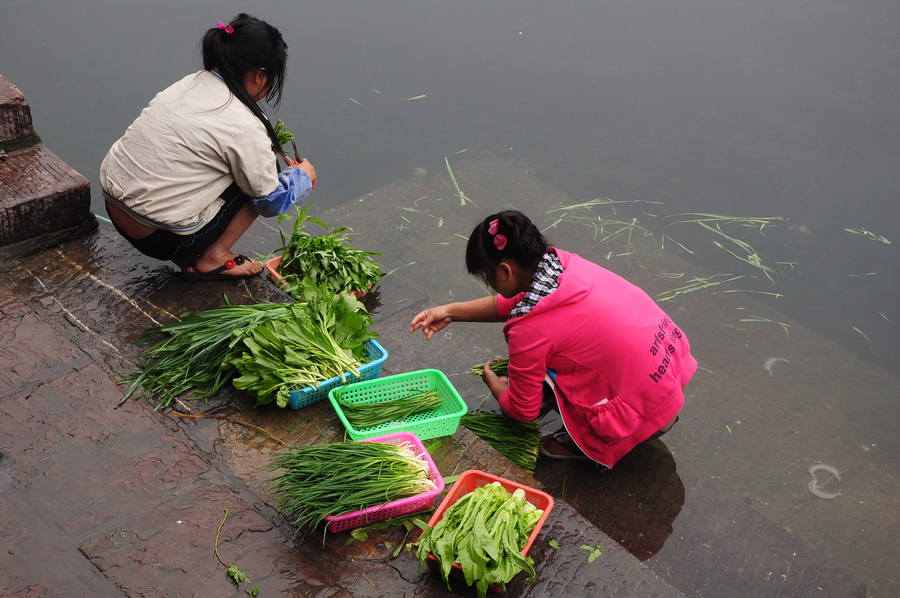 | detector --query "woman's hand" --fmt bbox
[409,306,453,340]
[283,154,317,188]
